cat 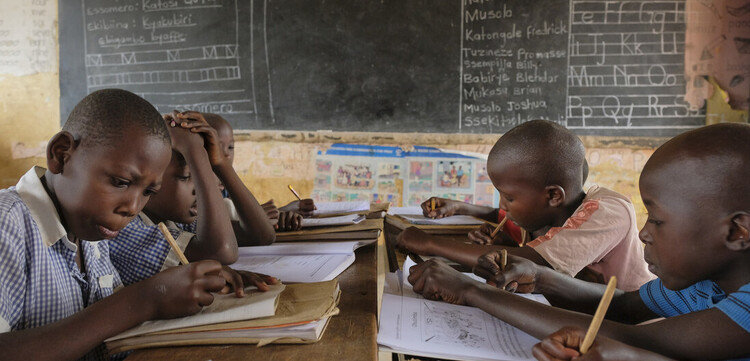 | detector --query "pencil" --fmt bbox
[408,253,425,264]
[288,184,302,200]
[158,222,189,265]
[580,276,617,354]
[430,198,435,212]
[500,249,508,271]
[490,215,509,239]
